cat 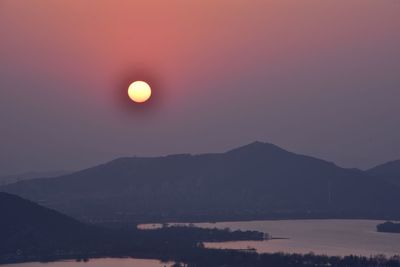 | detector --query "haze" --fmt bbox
[1,0,399,176]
